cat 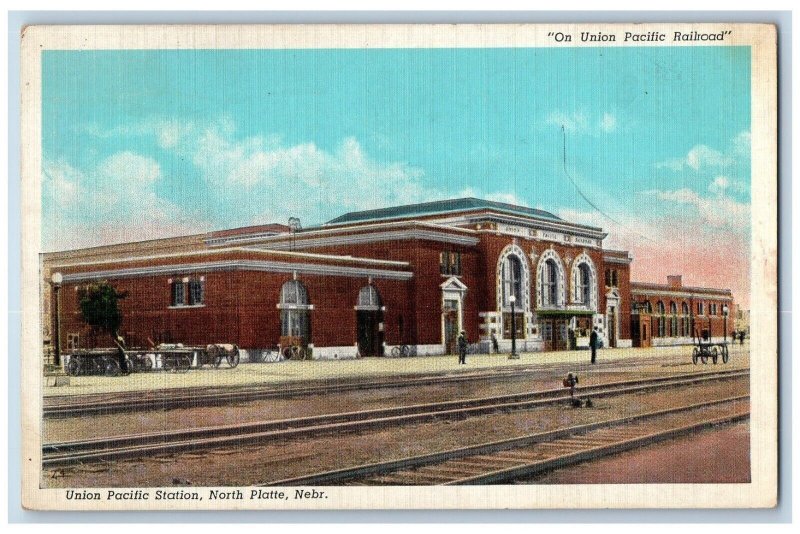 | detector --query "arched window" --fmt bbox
[681,302,690,337]
[542,259,559,307]
[279,280,311,340]
[657,301,666,337]
[577,263,591,305]
[357,285,381,310]
[669,302,678,337]
[501,254,523,308]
